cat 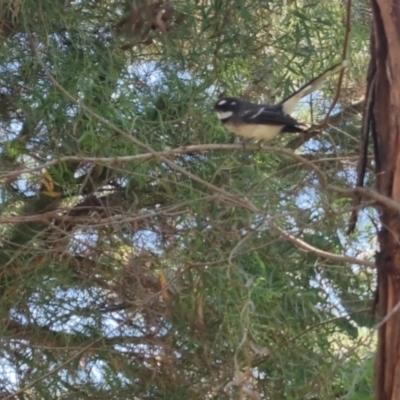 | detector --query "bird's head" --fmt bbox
[214,97,240,121]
